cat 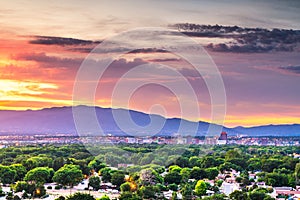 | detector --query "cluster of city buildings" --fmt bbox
[0,132,299,147]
